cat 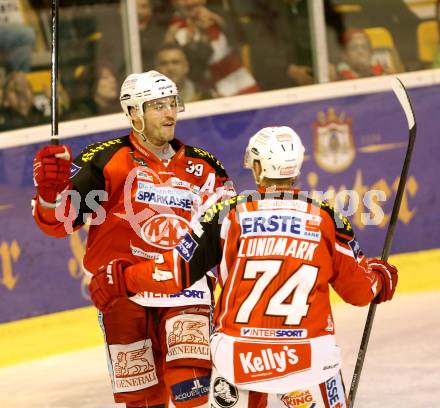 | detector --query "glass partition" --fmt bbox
[326,0,438,81]
[0,0,127,131]
[1,0,439,133]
